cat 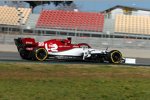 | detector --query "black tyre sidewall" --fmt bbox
[19,48,29,60]
[108,50,122,64]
